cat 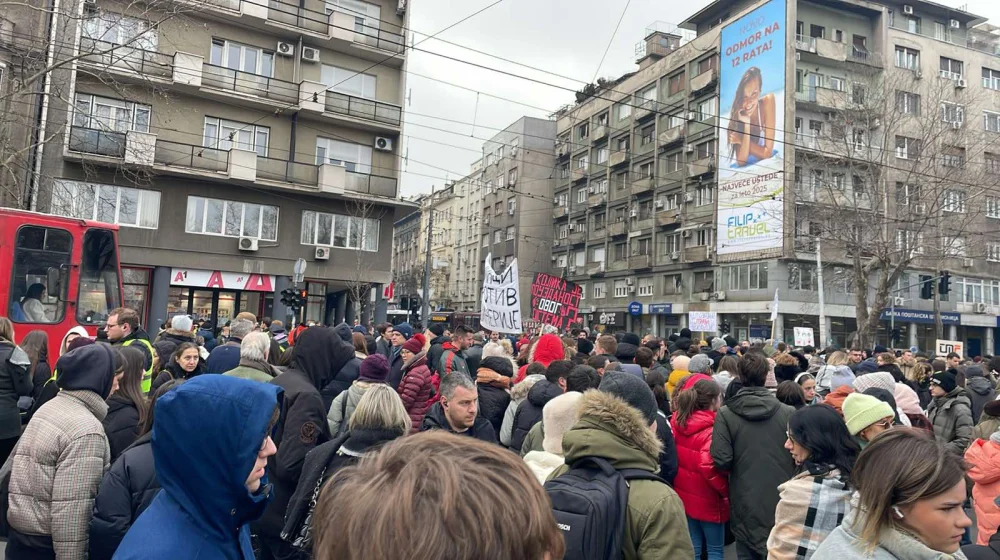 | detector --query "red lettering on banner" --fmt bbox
[206,271,225,289]
[173,270,185,282]
[529,273,582,331]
